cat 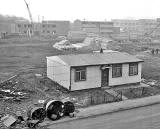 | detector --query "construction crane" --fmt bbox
[24,0,33,23]
[24,0,33,37]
